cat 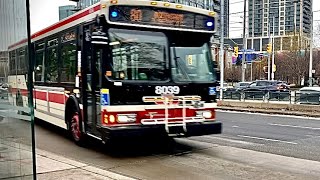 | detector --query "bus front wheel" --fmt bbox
[69,108,86,146]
